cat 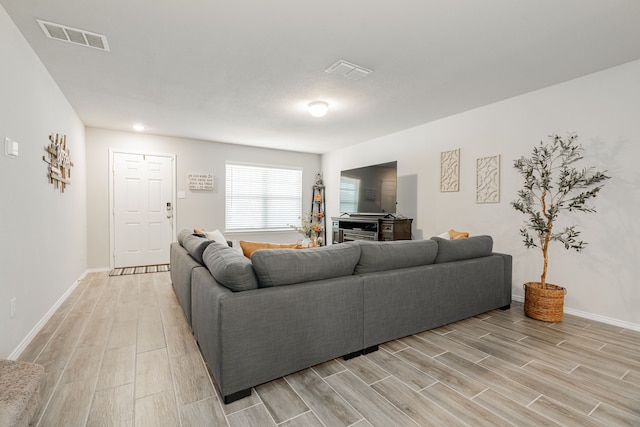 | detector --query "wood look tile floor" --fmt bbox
[18,271,640,426]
